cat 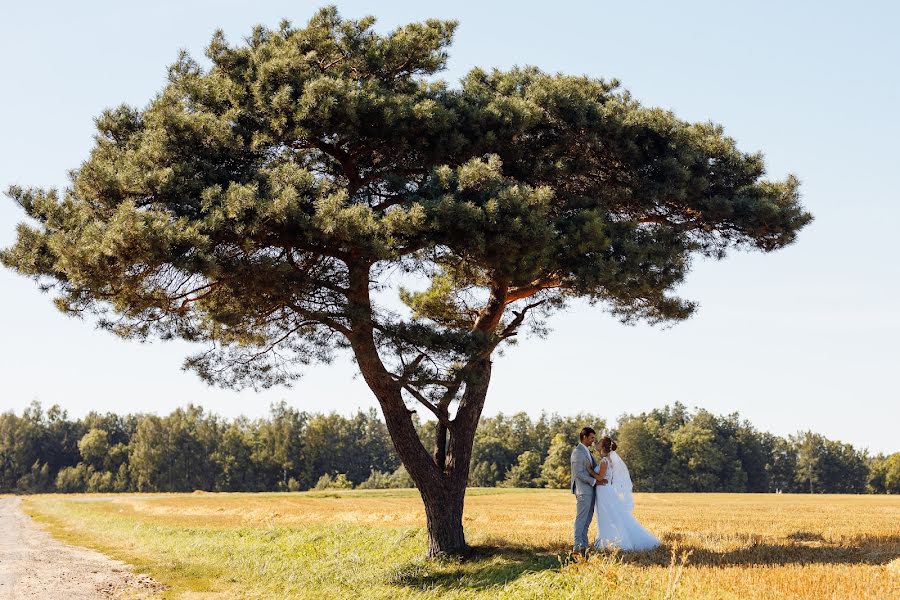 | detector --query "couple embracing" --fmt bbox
[570,426,660,554]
